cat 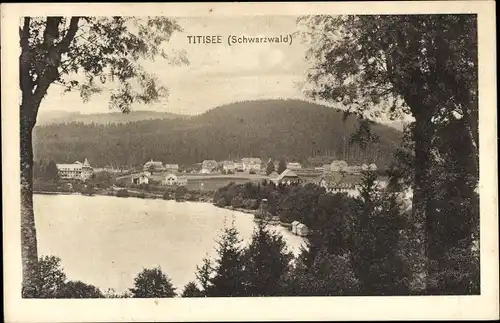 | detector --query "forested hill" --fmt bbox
[36,110,186,125]
[33,99,403,168]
